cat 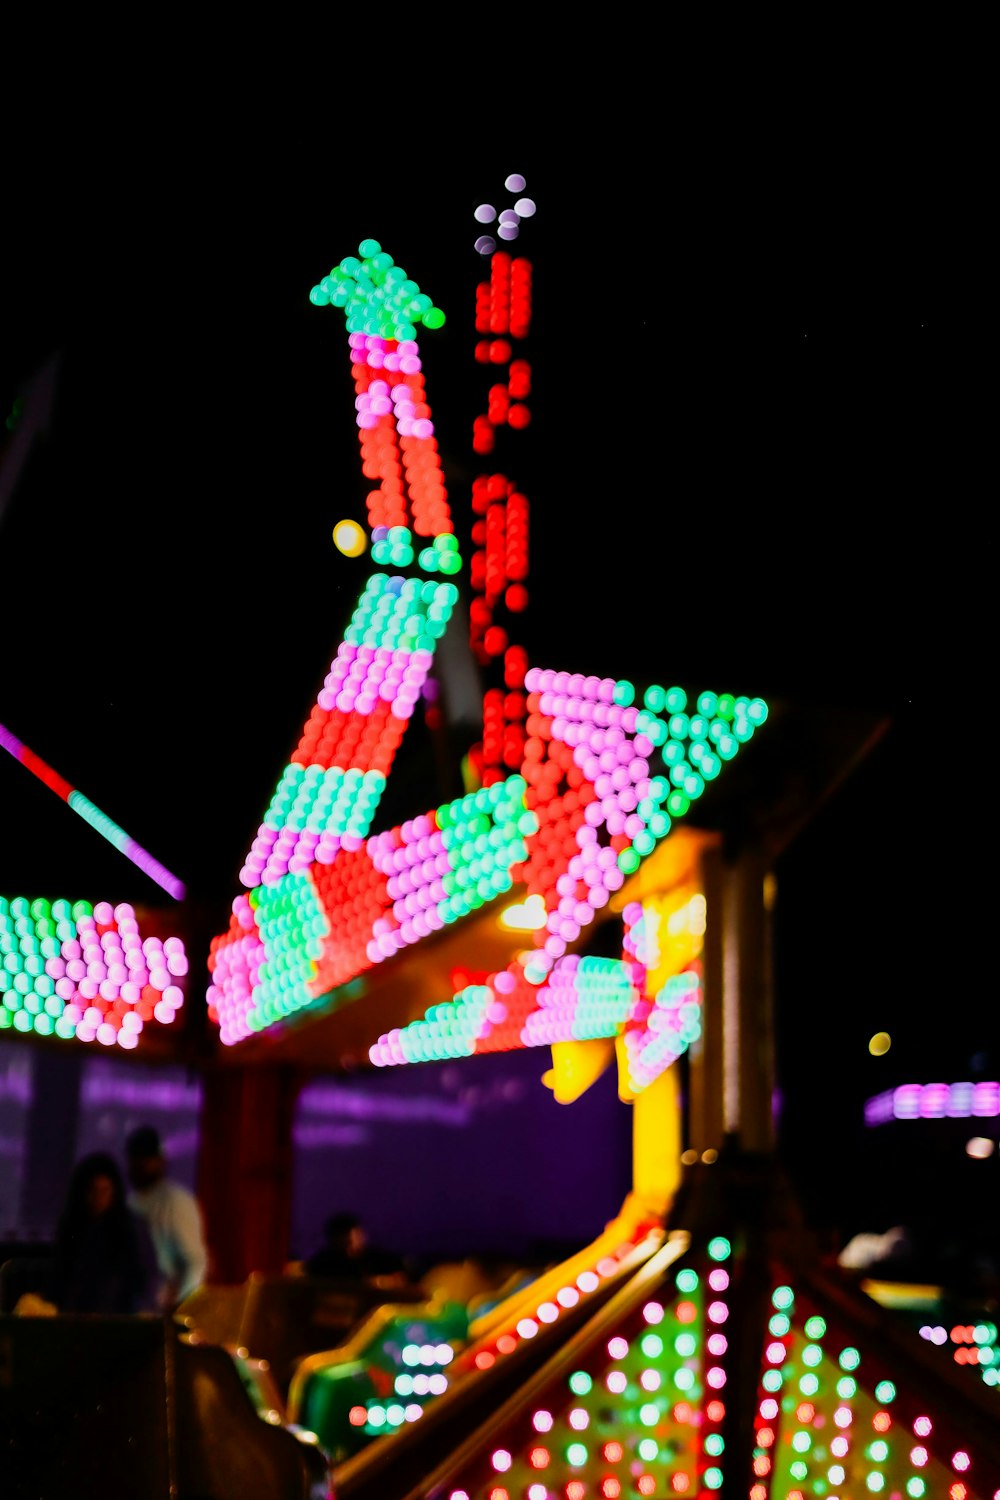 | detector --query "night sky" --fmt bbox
[0,131,986,1234]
